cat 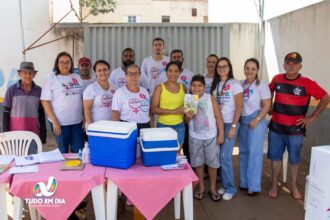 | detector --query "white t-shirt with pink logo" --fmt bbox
[141,56,170,95]
[83,81,117,122]
[111,86,150,123]
[41,72,83,125]
[212,78,243,123]
[109,67,148,89]
[240,80,271,116]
